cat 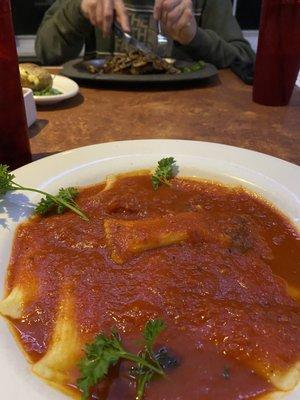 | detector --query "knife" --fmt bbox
[113,20,153,56]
